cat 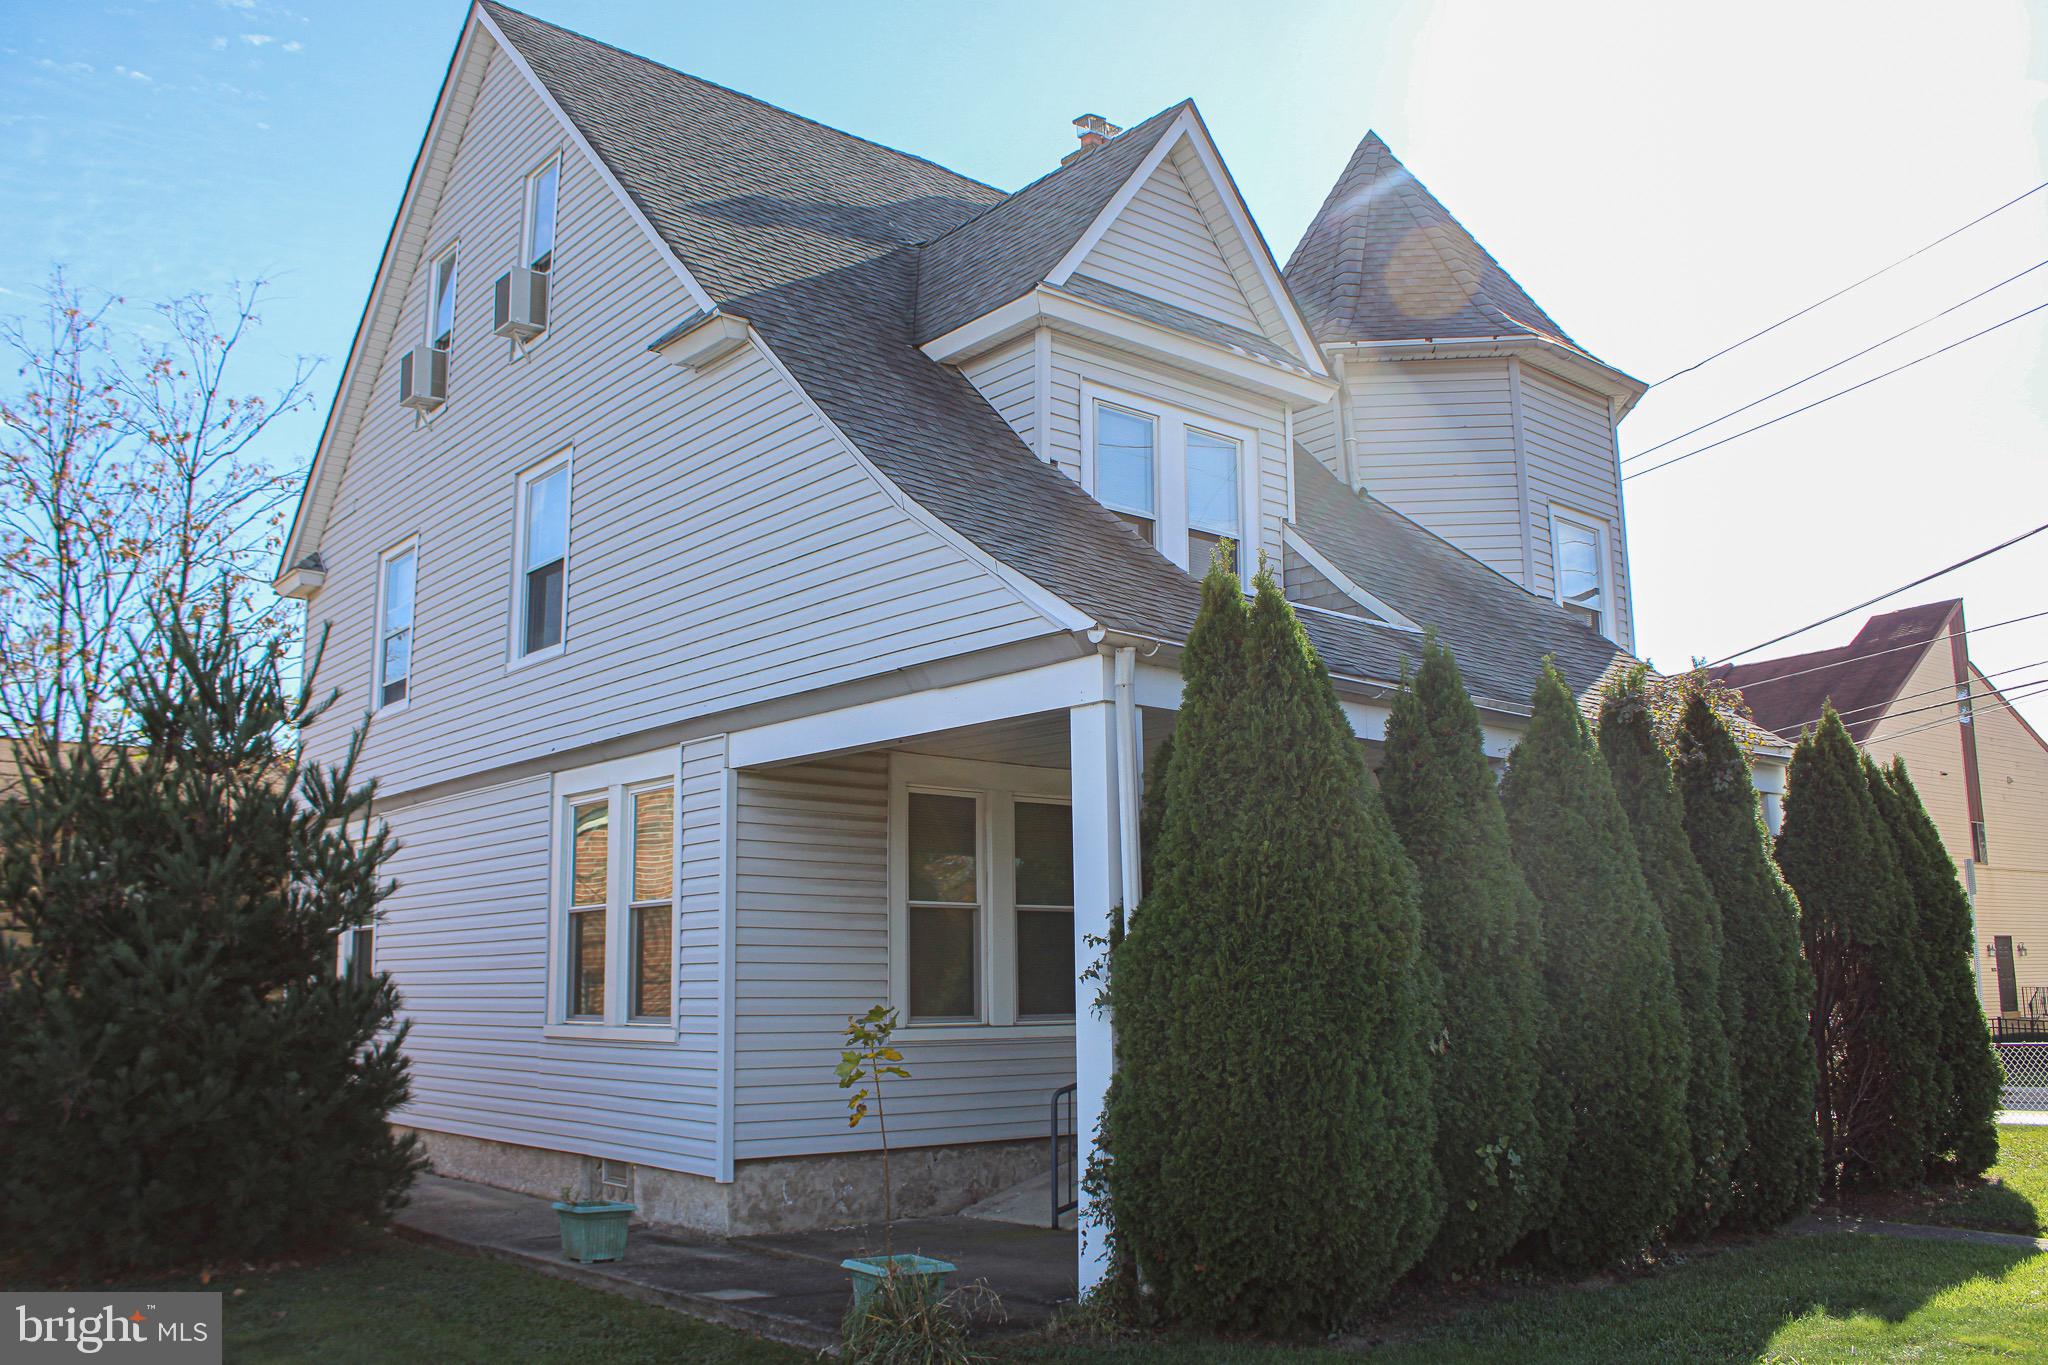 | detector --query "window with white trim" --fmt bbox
[525,157,559,274]
[427,248,457,351]
[892,756,1074,1030]
[374,542,416,709]
[1086,386,1255,578]
[340,925,374,986]
[552,751,676,1032]
[1550,507,1611,638]
[516,455,570,658]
